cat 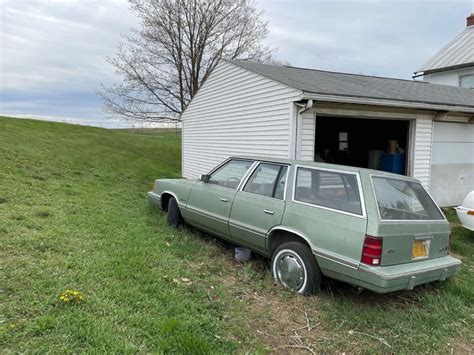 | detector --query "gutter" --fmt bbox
[302,93,474,114]
[295,99,314,114]
[413,62,474,78]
